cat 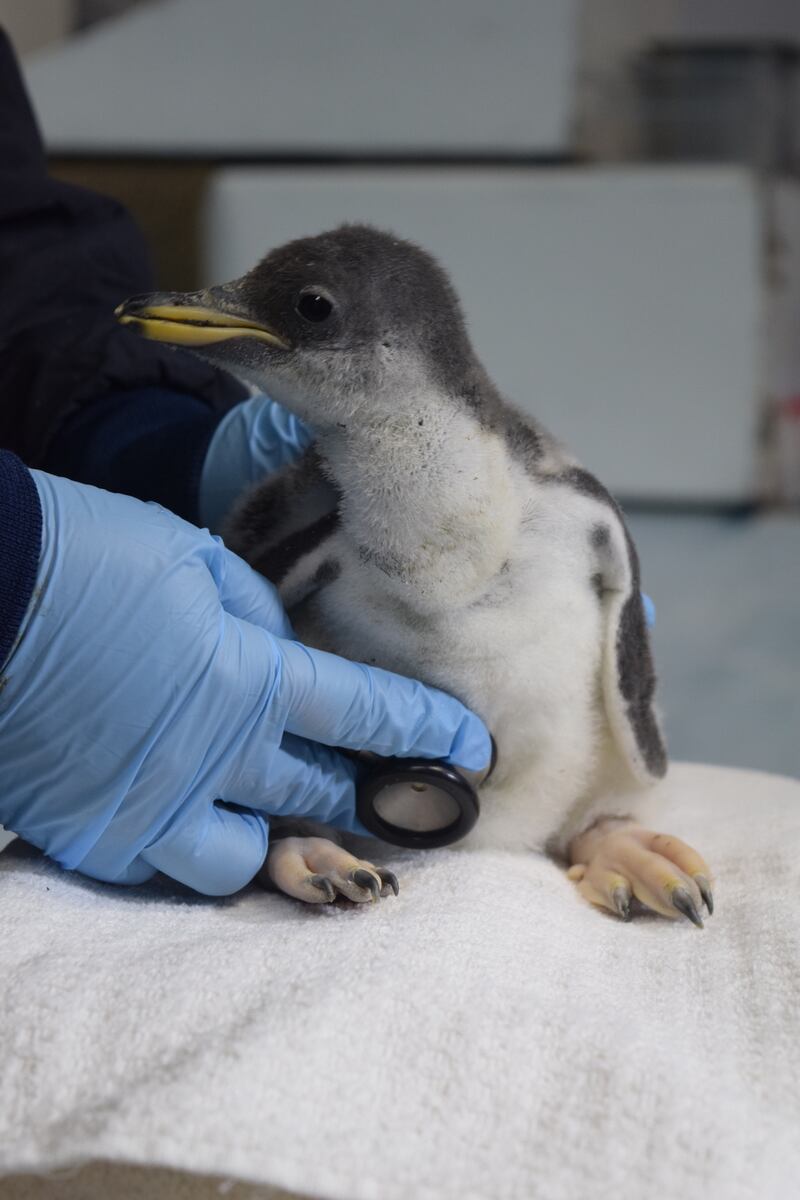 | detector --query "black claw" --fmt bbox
[672,886,704,929]
[378,868,400,897]
[612,885,631,922]
[352,868,381,899]
[694,874,714,916]
[309,874,335,902]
